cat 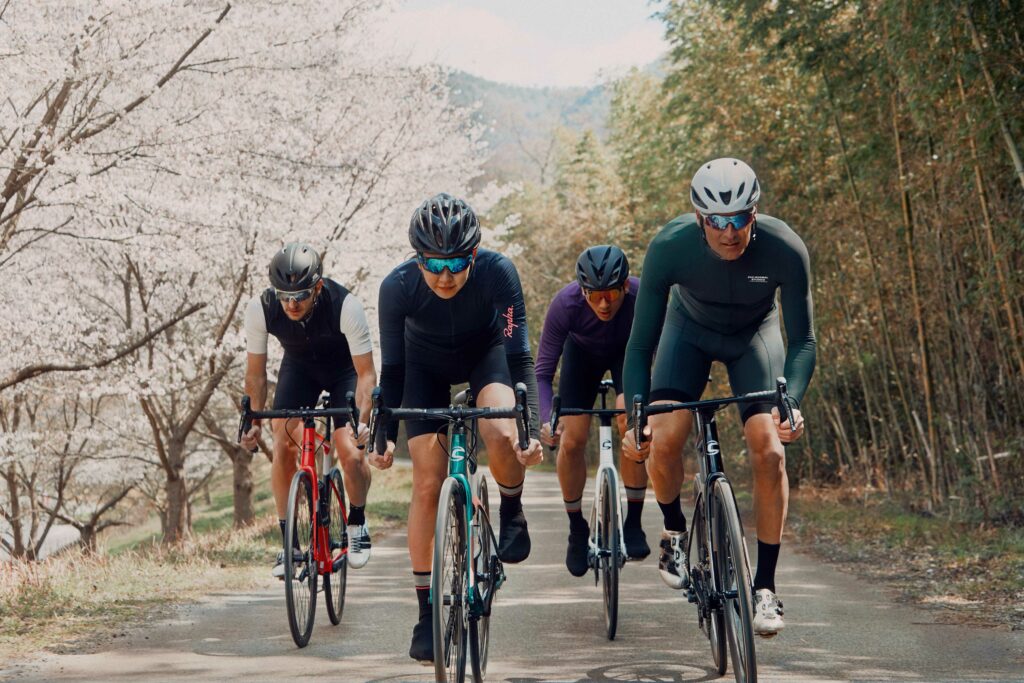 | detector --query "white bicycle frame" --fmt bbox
[588,413,629,565]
